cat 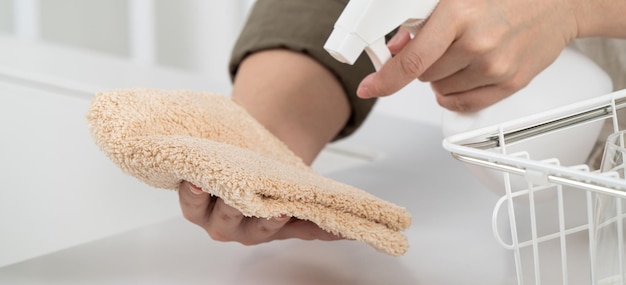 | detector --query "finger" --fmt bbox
[430,54,518,96]
[387,28,412,54]
[357,10,458,99]
[418,44,471,82]
[434,82,522,112]
[430,68,500,96]
[178,181,212,225]
[205,198,245,241]
[273,219,343,241]
[240,214,292,244]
